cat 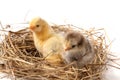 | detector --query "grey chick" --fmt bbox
[62,31,95,68]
